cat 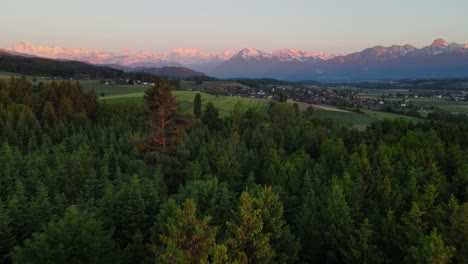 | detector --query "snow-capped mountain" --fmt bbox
[6,42,335,68]
[210,48,336,78]
[5,39,468,80]
[420,38,467,55]
[272,49,335,62]
[227,48,334,62]
[212,39,468,80]
[6,42,234,68]
[231,48,274,61]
